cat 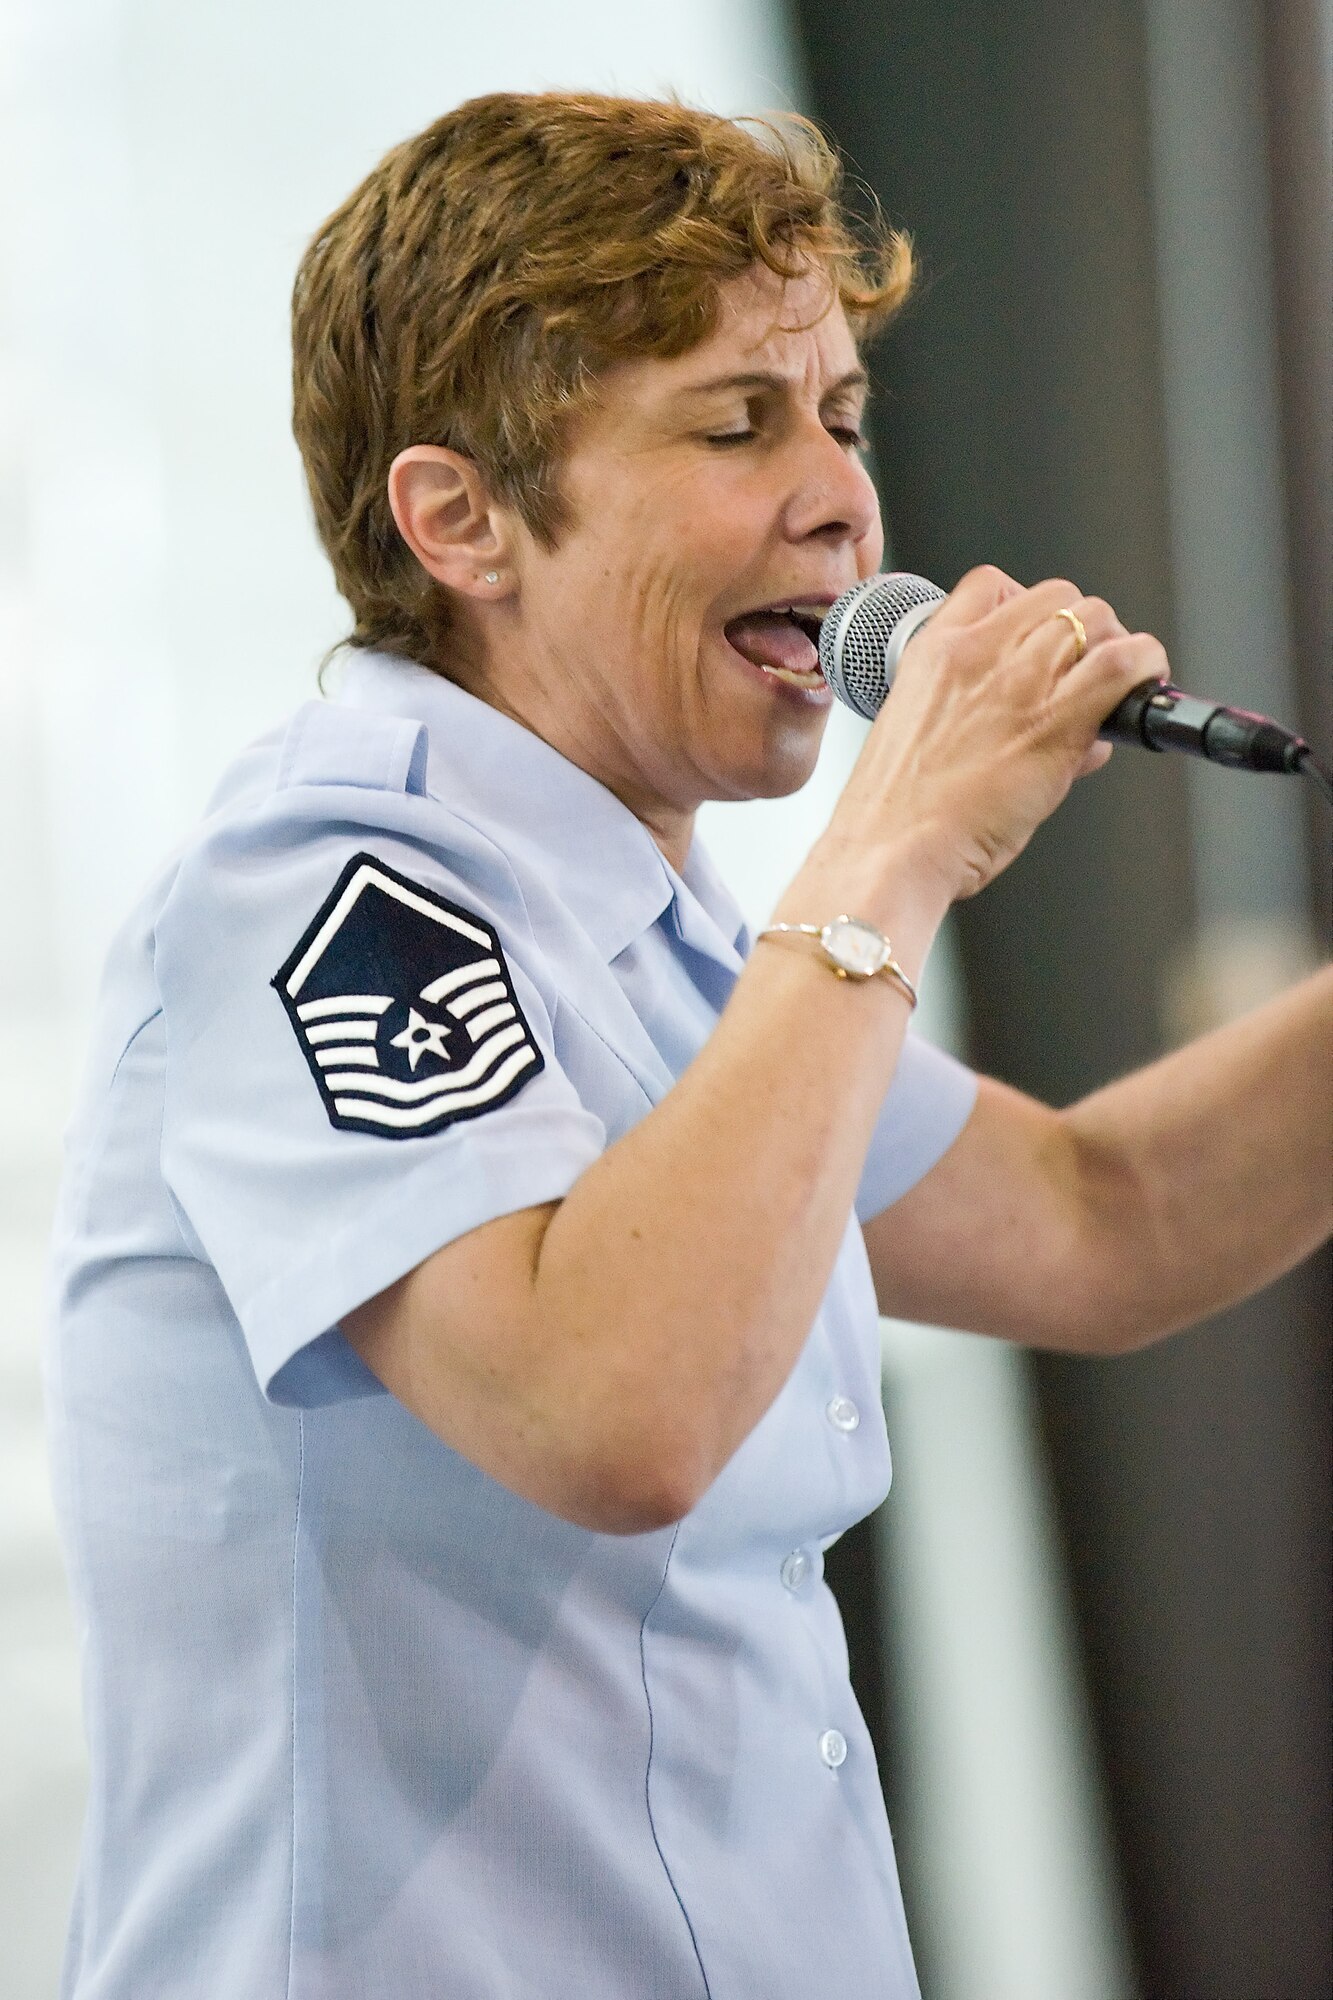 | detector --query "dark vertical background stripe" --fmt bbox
[793,2,1332,1992]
